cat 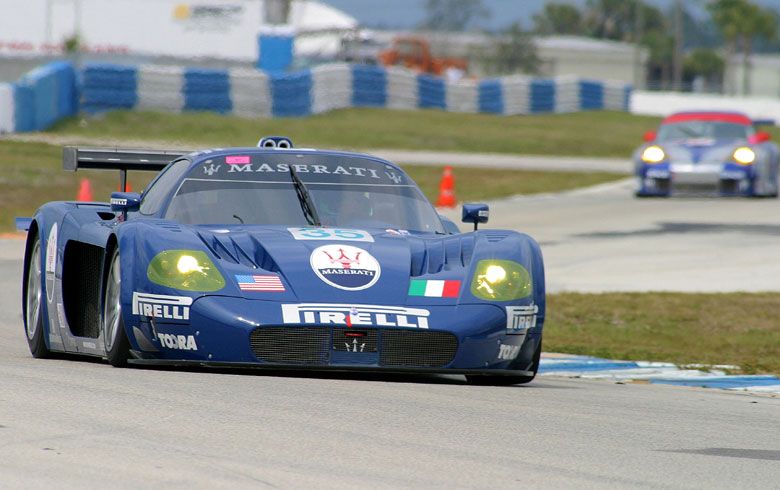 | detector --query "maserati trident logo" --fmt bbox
[310,244,381,291]
[324,248,361,268]
[202,162,221,176]
[345,338,366,352]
